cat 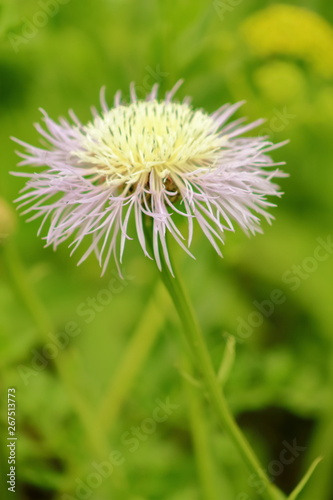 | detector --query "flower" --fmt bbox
[12,81,286,275]
[241,4,333,79]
